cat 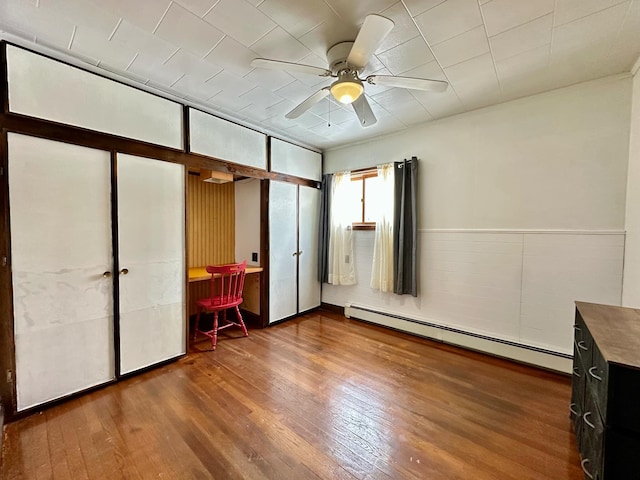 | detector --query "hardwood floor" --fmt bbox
[1,310,583,479]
